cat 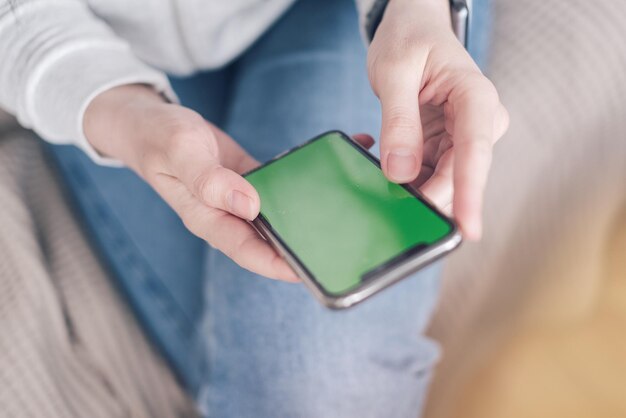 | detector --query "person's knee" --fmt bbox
[197,252,442,416]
